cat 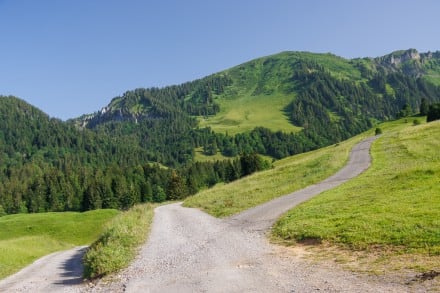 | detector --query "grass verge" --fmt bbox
[0,209,118,279]
[83,203,155,279]
[272,119,440,273]
[184,129,371,217]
